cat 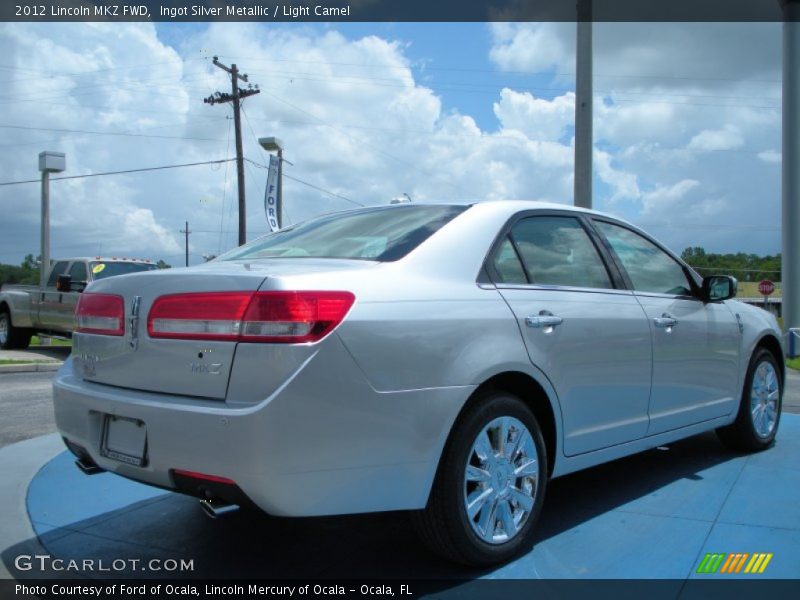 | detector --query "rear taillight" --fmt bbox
[75,293,125,336]
[147,291,355,344]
